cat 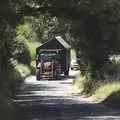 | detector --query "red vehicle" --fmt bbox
[36,49,61,80]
